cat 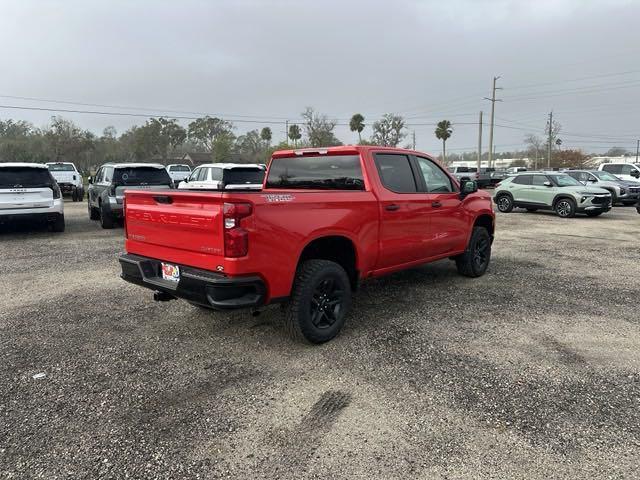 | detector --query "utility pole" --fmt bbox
[477,111,483,171]
[636,139,639,163]
[484,76,502,169]
[412,130,416,150]
[547,111,553,168]
[285,120,289,145]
